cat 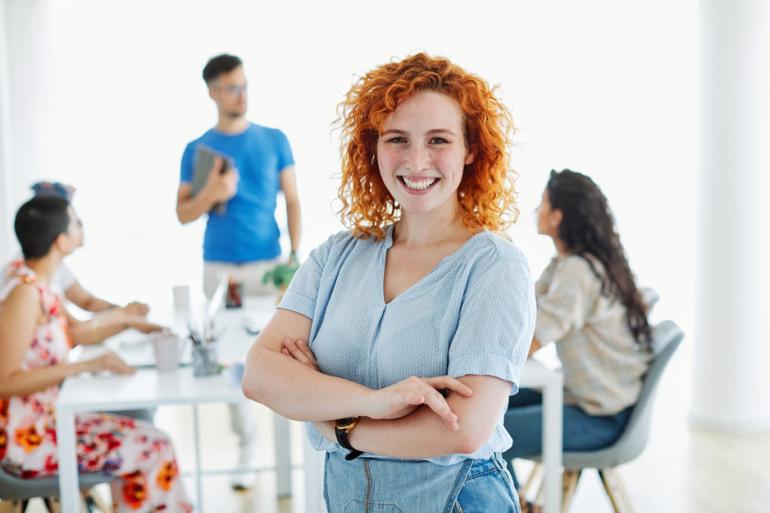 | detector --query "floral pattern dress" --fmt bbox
[0,264,191,512]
